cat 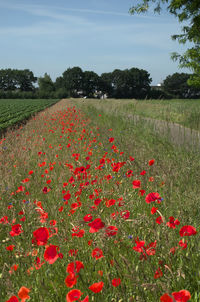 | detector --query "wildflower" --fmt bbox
[145,192,161,203]
[32,227,49,246]
[44,245,59,264]
[89,281,104,293]
[67,261,84,274]
[92,248,104,260]
[66,289,83,302]
[179,225,197,237]
[132,180,141,188]
[6,296,19,302]
[88,218,105,233]
[18,286,30,301]
[112,278,121,287]
[10,224,23,237]
[149,159,155,166]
